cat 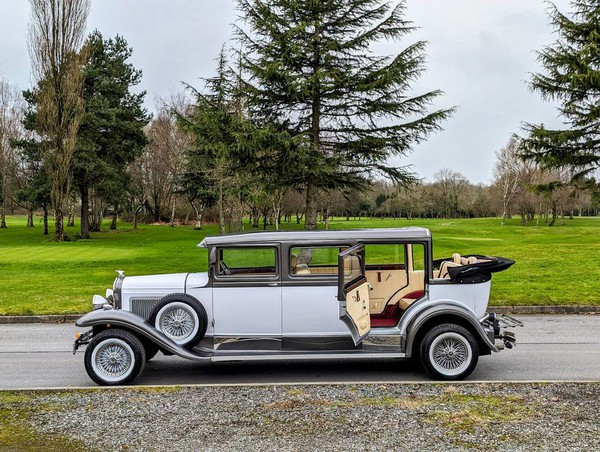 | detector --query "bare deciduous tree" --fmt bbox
[130,105,189,224]
[0,78,25,229]
[433,168,470,218]
[493,137,532,225]
[28,0,90,240]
